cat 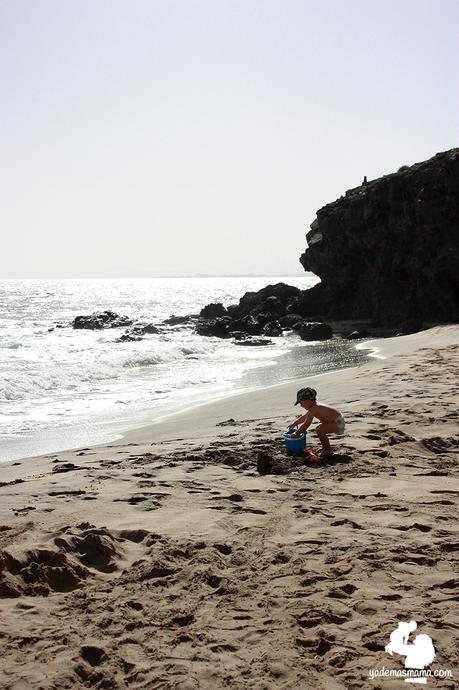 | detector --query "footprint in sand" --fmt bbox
[80,645,108,666]
[394,523,432,533]
[13,506,36,515]
[296,607,349,628]
[209,494,244,503]
[327,584,357,599]
[330,519,363,530]
[370,504,409,512]
[439,542,459,553]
